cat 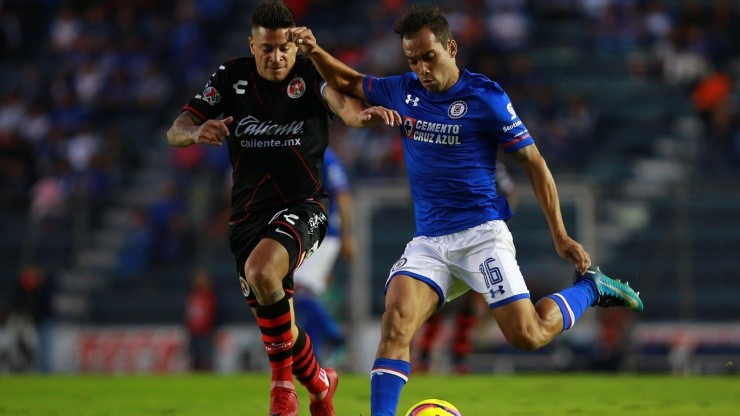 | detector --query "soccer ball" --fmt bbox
[405,399,462,416]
